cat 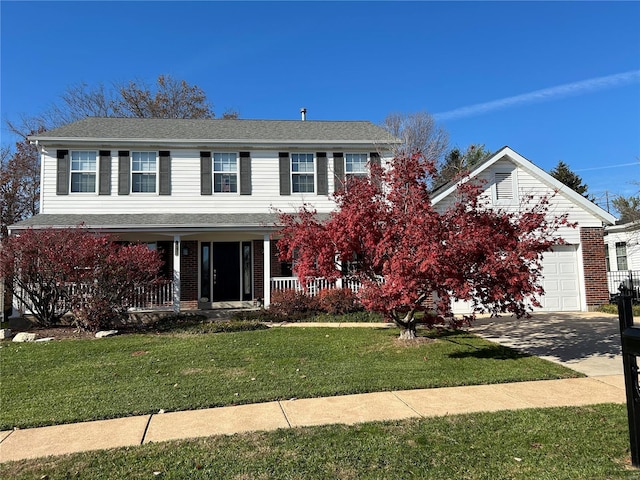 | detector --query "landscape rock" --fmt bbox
[13,332,37,343]
[95,330,119,338]
[0,329,12,339]
[35,337,55,342]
